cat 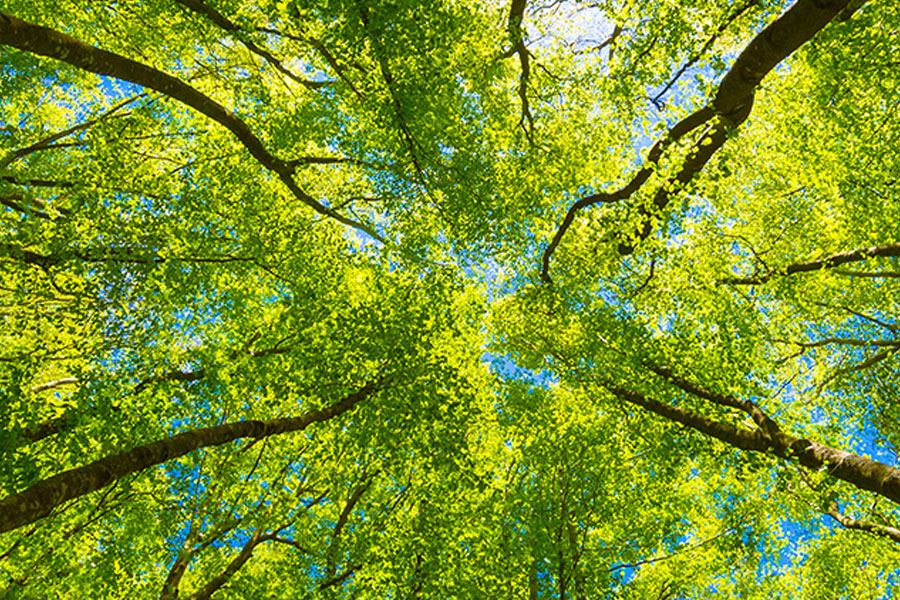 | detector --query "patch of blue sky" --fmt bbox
[482,351,557,391]
[96,75,144,104]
